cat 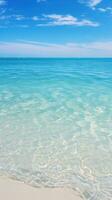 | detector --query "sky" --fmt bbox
[0,0,112,57]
